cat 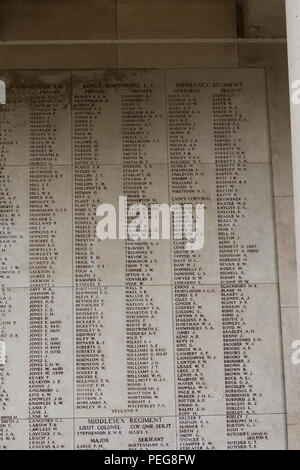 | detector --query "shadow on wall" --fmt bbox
[238,0,286,38]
